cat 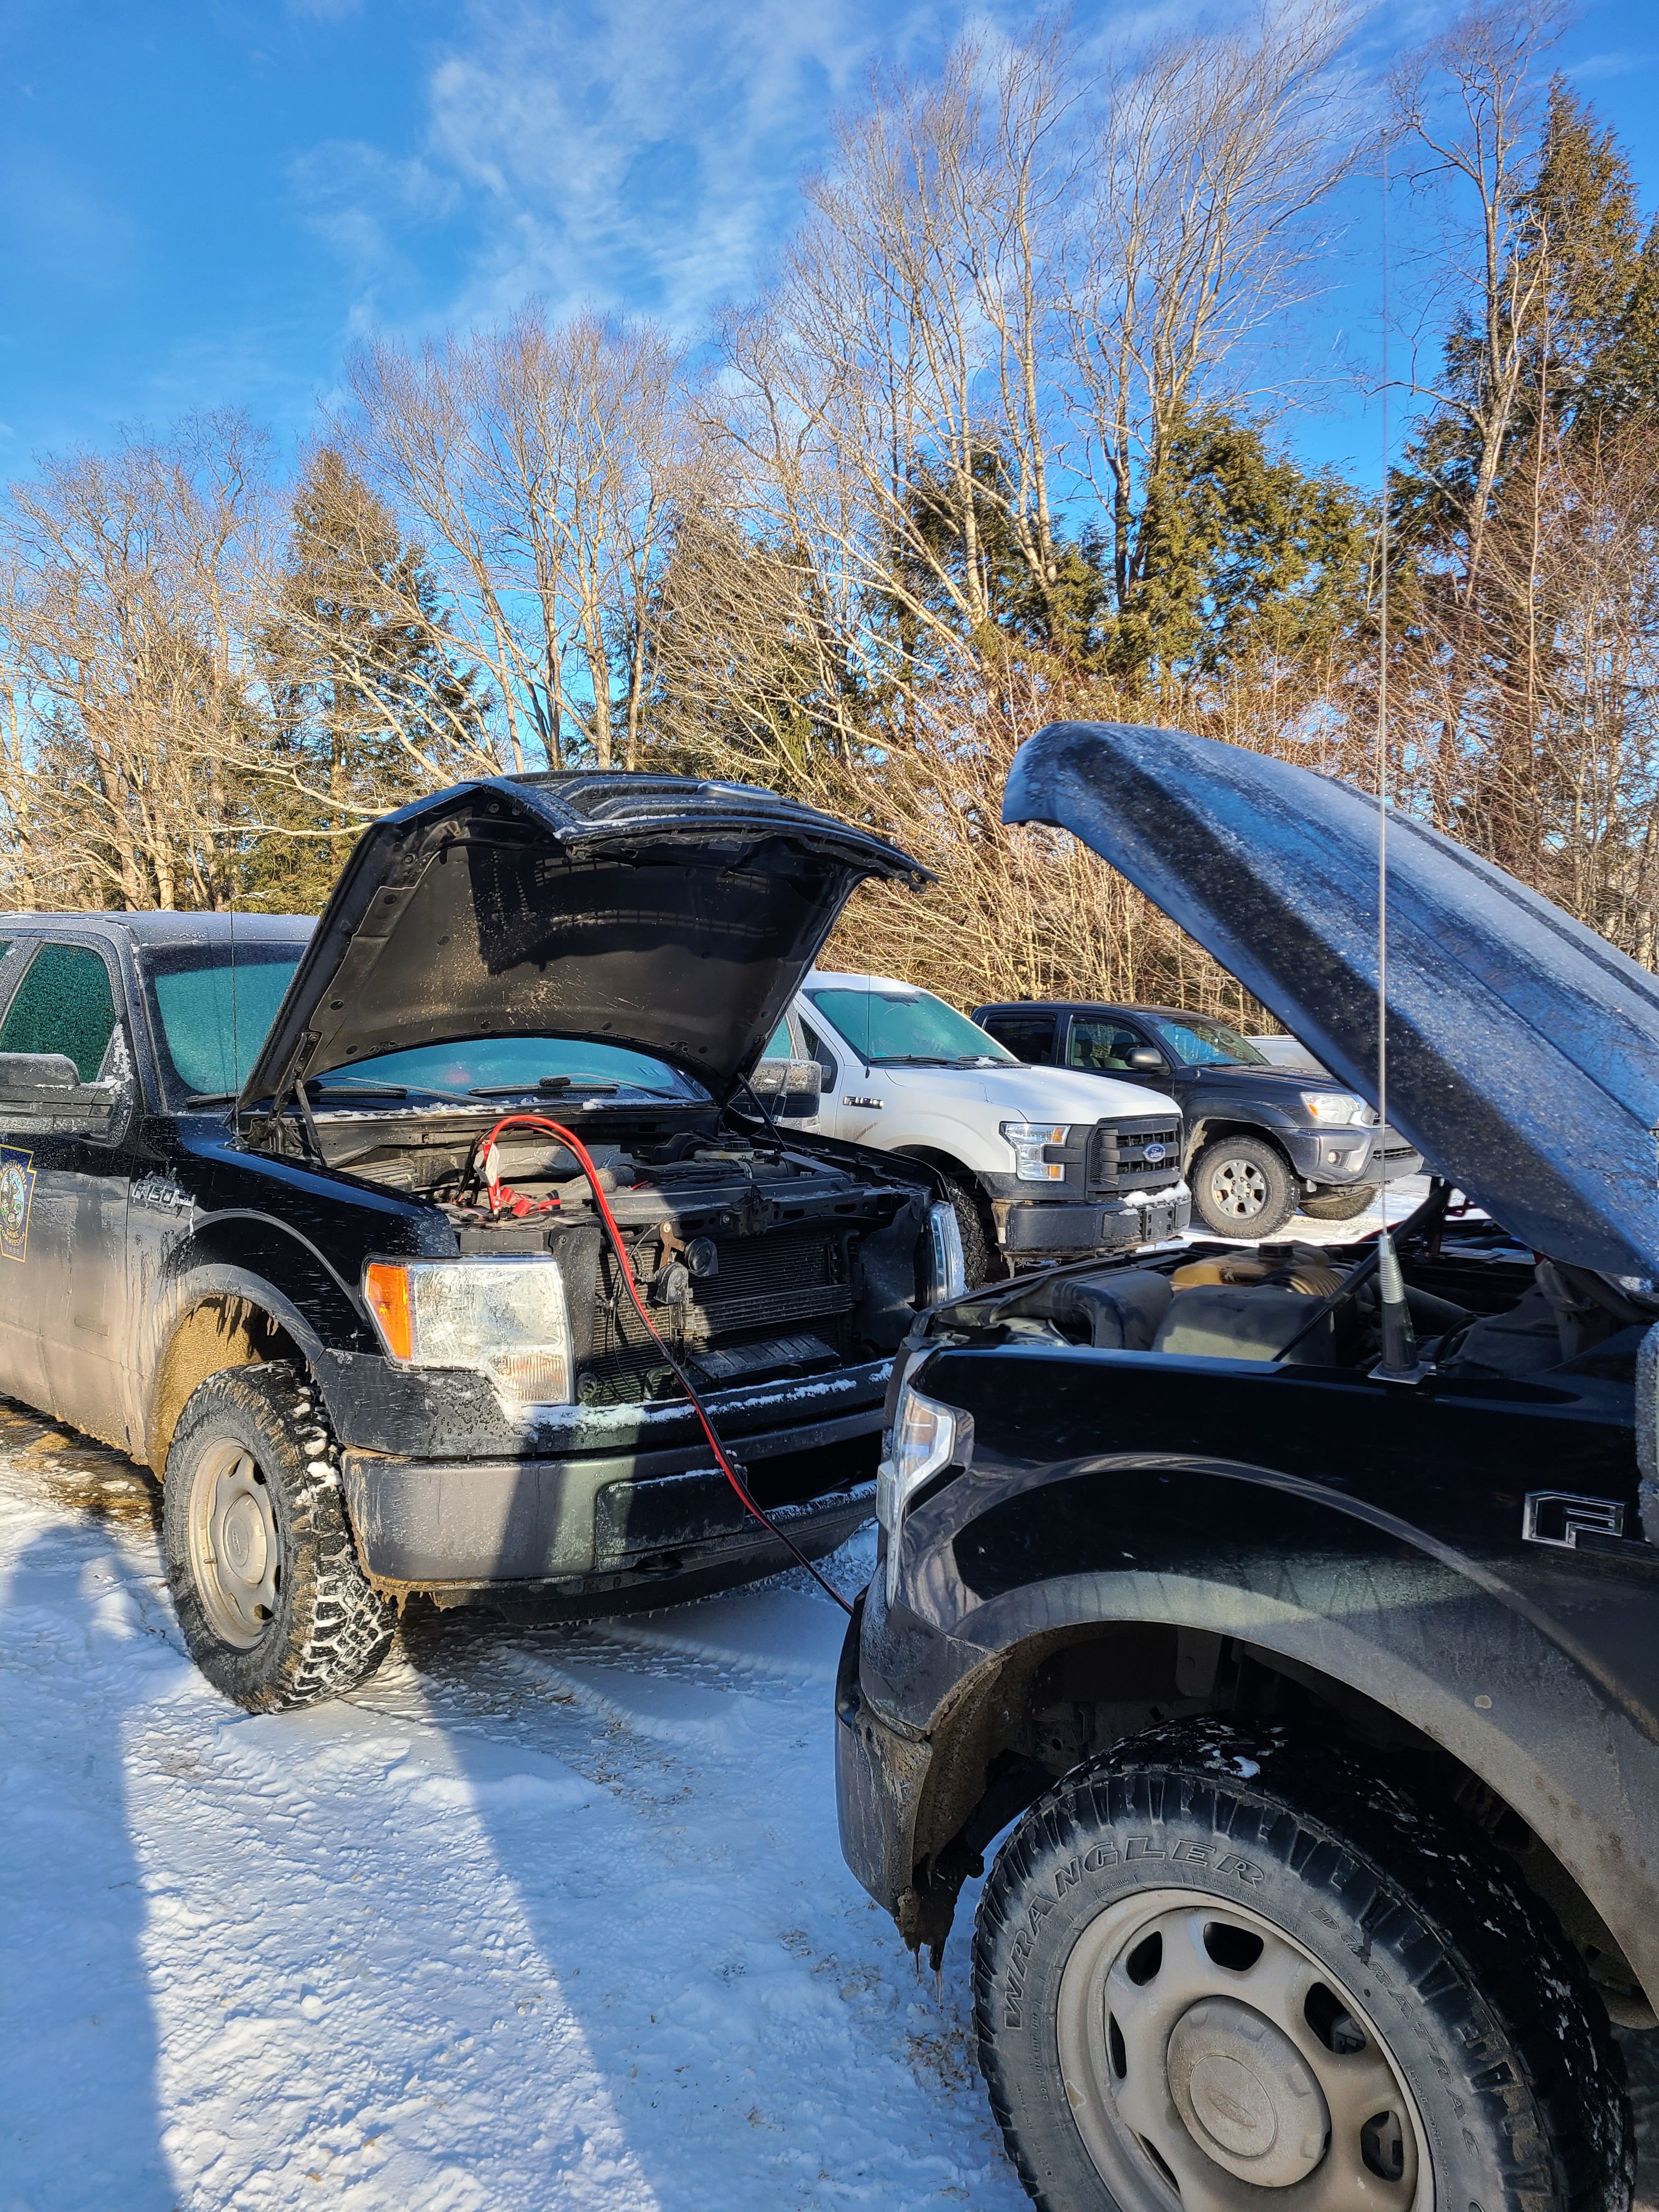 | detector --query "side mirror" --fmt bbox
[0,1051,136,1145]
[1126,1047,1168,1073]
[751,1057,823,1119]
